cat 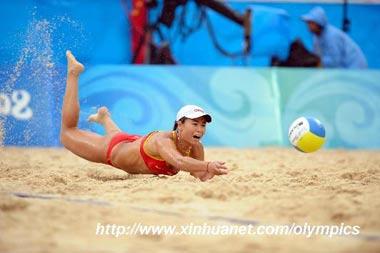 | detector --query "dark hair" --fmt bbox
[173,117,186,130]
